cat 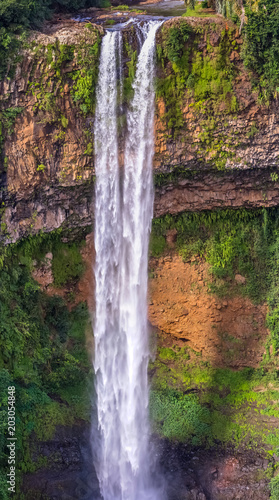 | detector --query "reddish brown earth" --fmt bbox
[148,253,268,368]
